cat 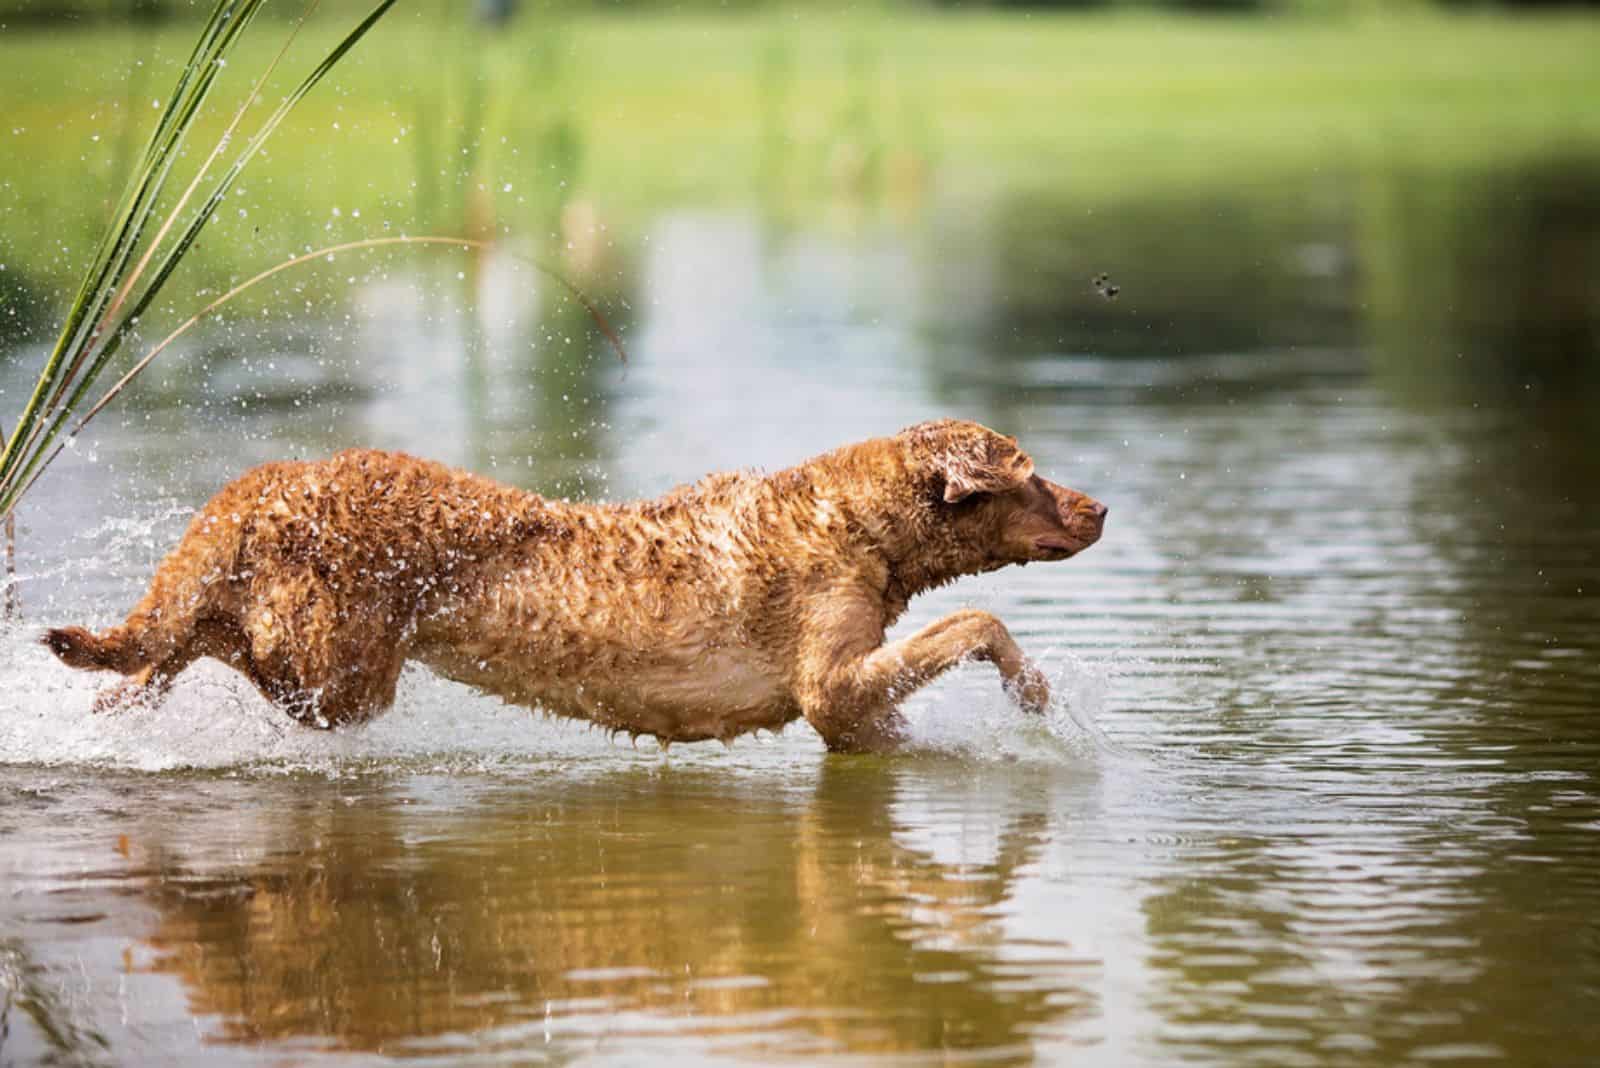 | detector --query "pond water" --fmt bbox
[3,102,1600,1067]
